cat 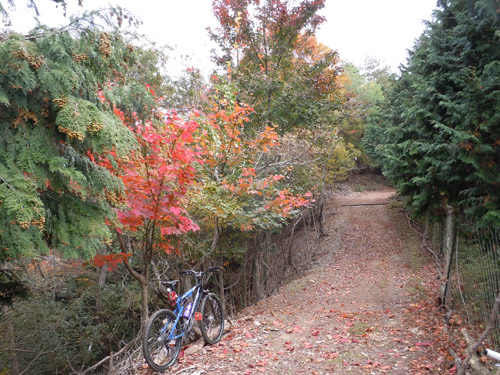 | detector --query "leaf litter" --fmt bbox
[139,185,450,374]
